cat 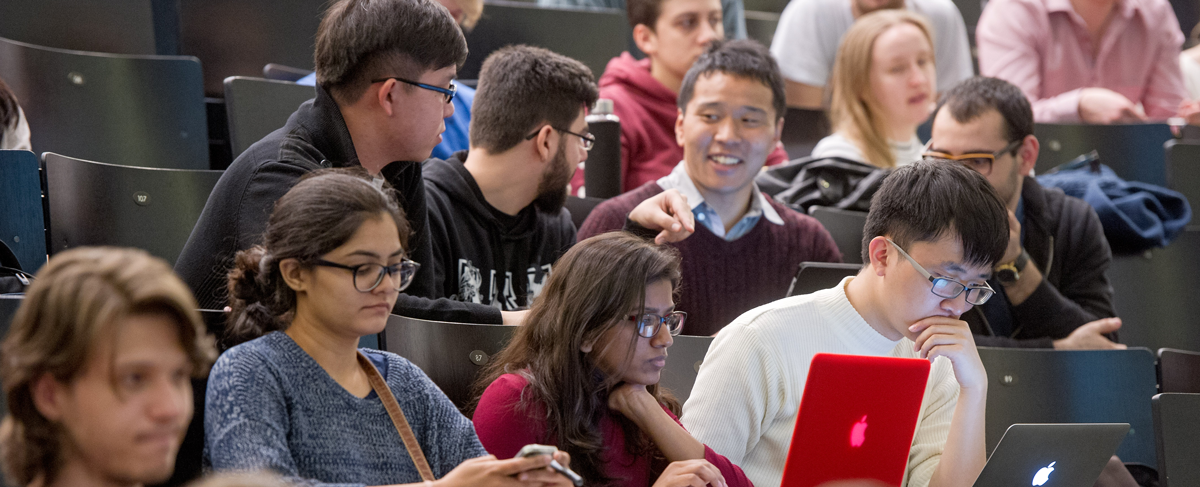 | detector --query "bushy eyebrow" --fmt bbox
[345,249,405,259]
